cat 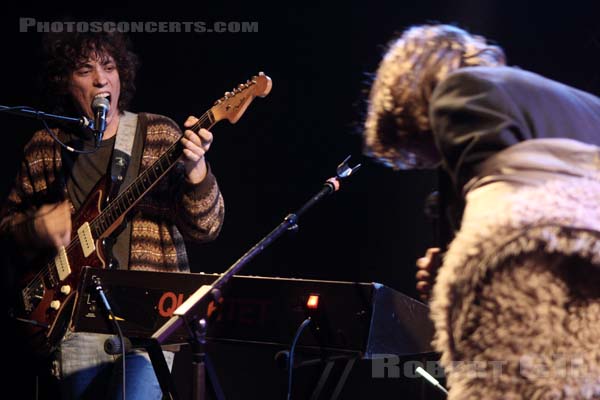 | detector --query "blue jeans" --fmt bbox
[55,332,174,400]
